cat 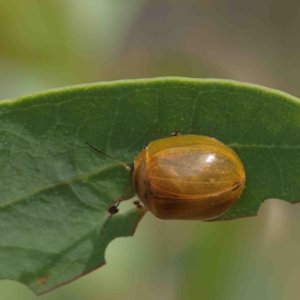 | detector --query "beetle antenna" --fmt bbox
[85,141,131,171]
[101,201,121,233]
